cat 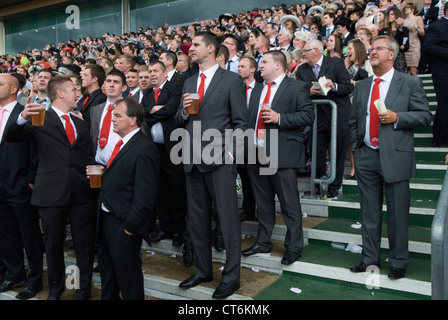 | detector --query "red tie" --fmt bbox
[99,104,114,149]
[256,82,274,139]
[369,78,383,147]
[246,85,250,99]
[154,88,161,103]
[107,140,123,168]
[62,115,75,145]
[198,73,206,105]
[82,96,90,111]
[128,92,132,97]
